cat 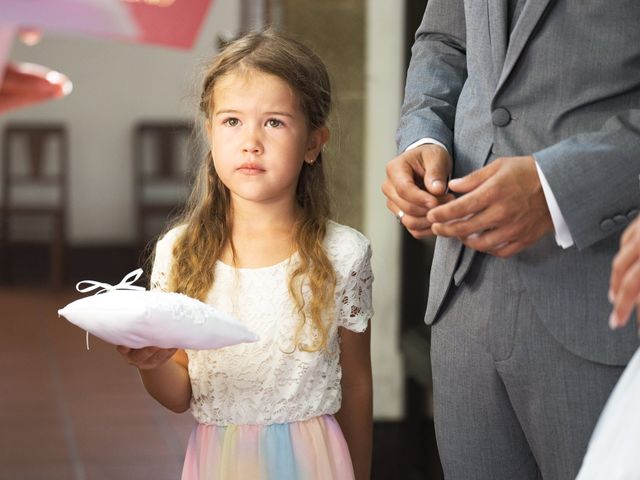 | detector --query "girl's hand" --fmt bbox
[117,347,191,412]
[116,346,178,370]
